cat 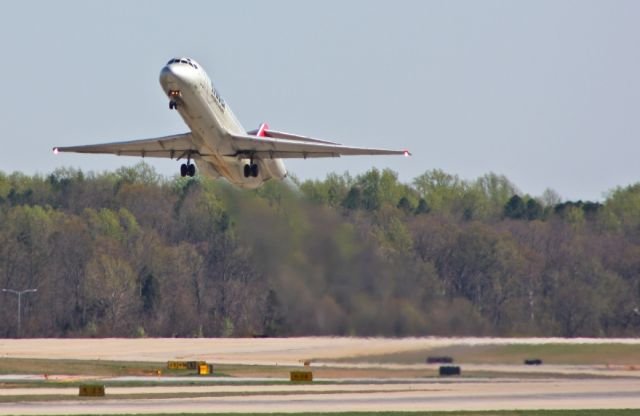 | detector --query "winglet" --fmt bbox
[403,150,411,157]
[53,147,60,155]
